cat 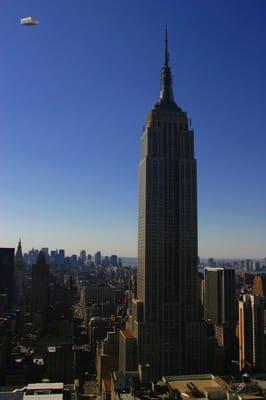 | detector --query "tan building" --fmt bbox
[239,294,265,371]
[163,374,266,400]
[102,378,112,400]
[163,374,228,400]
[119,330,137,373]
[253,275,266,298]
[96,331,119,392]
